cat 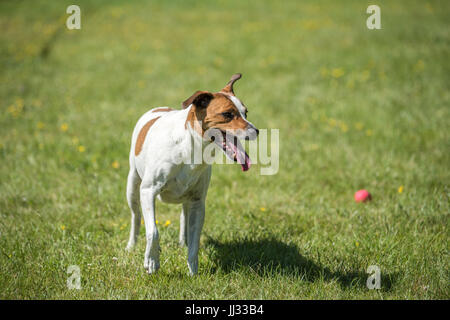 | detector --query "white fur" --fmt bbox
[126,106,212,275]
[228,95,246,117]
[228,95,258,140]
